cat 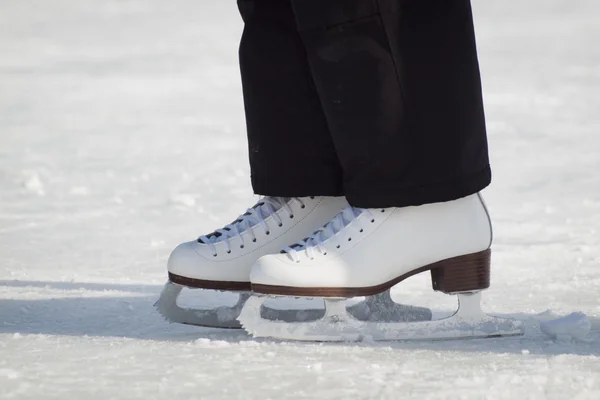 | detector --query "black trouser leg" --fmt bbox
[290,0,491,208]
[238,0,344,197]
